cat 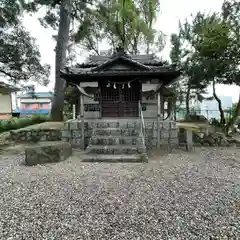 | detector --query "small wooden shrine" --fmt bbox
[61,47,181,119]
